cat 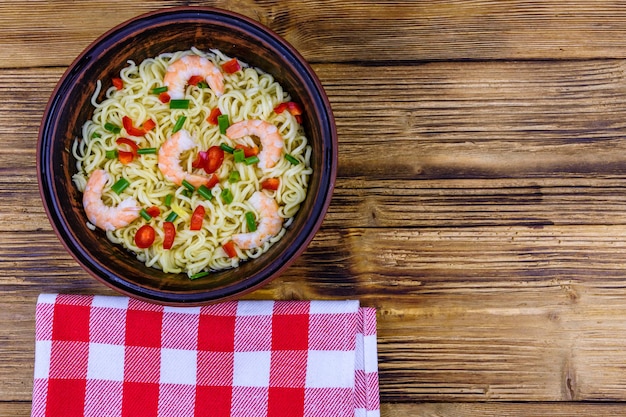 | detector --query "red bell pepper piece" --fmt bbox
[145,206,160,218]
[205,174,220,189]
[159,92,171,103]
[112,77,124,90]
[223,240,237,258]
[135,225,155,249]
[190,205,205,231]
[207,107,222,125]
[235,144,259,158]
[273,102,288,114]
[188,75,205,86]
[221,58,241,74]
[261,178,280,191]
[274,101,303,123]
[116,137,138,164]
[142,119,156,132]
[123,116,154,137]
[163,221,176,250]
